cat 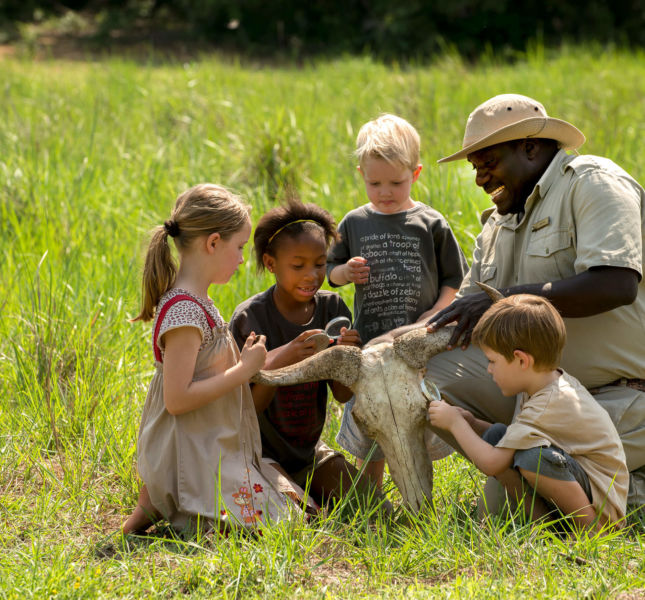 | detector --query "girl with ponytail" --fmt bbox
[123,184,301,535]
